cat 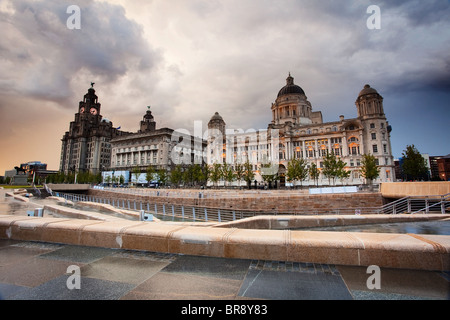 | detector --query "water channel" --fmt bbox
[1,191,449,235]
